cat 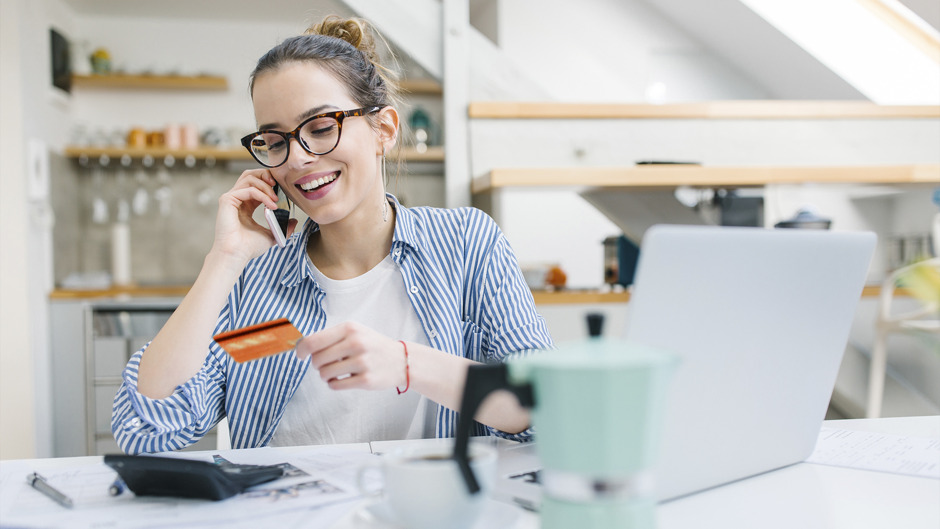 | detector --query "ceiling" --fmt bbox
[638,0,868,100]
[900,0,940,31]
